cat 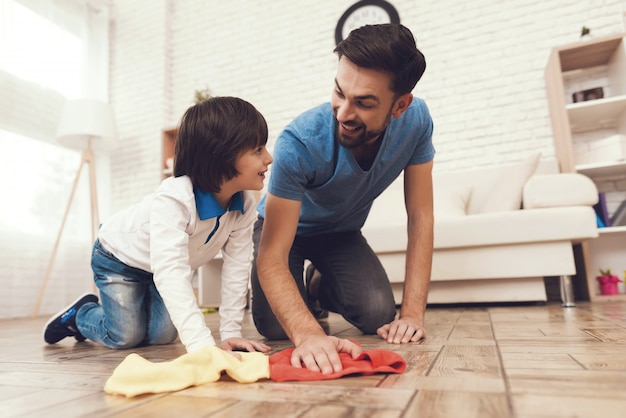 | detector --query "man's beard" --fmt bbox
[334,107,393,149]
